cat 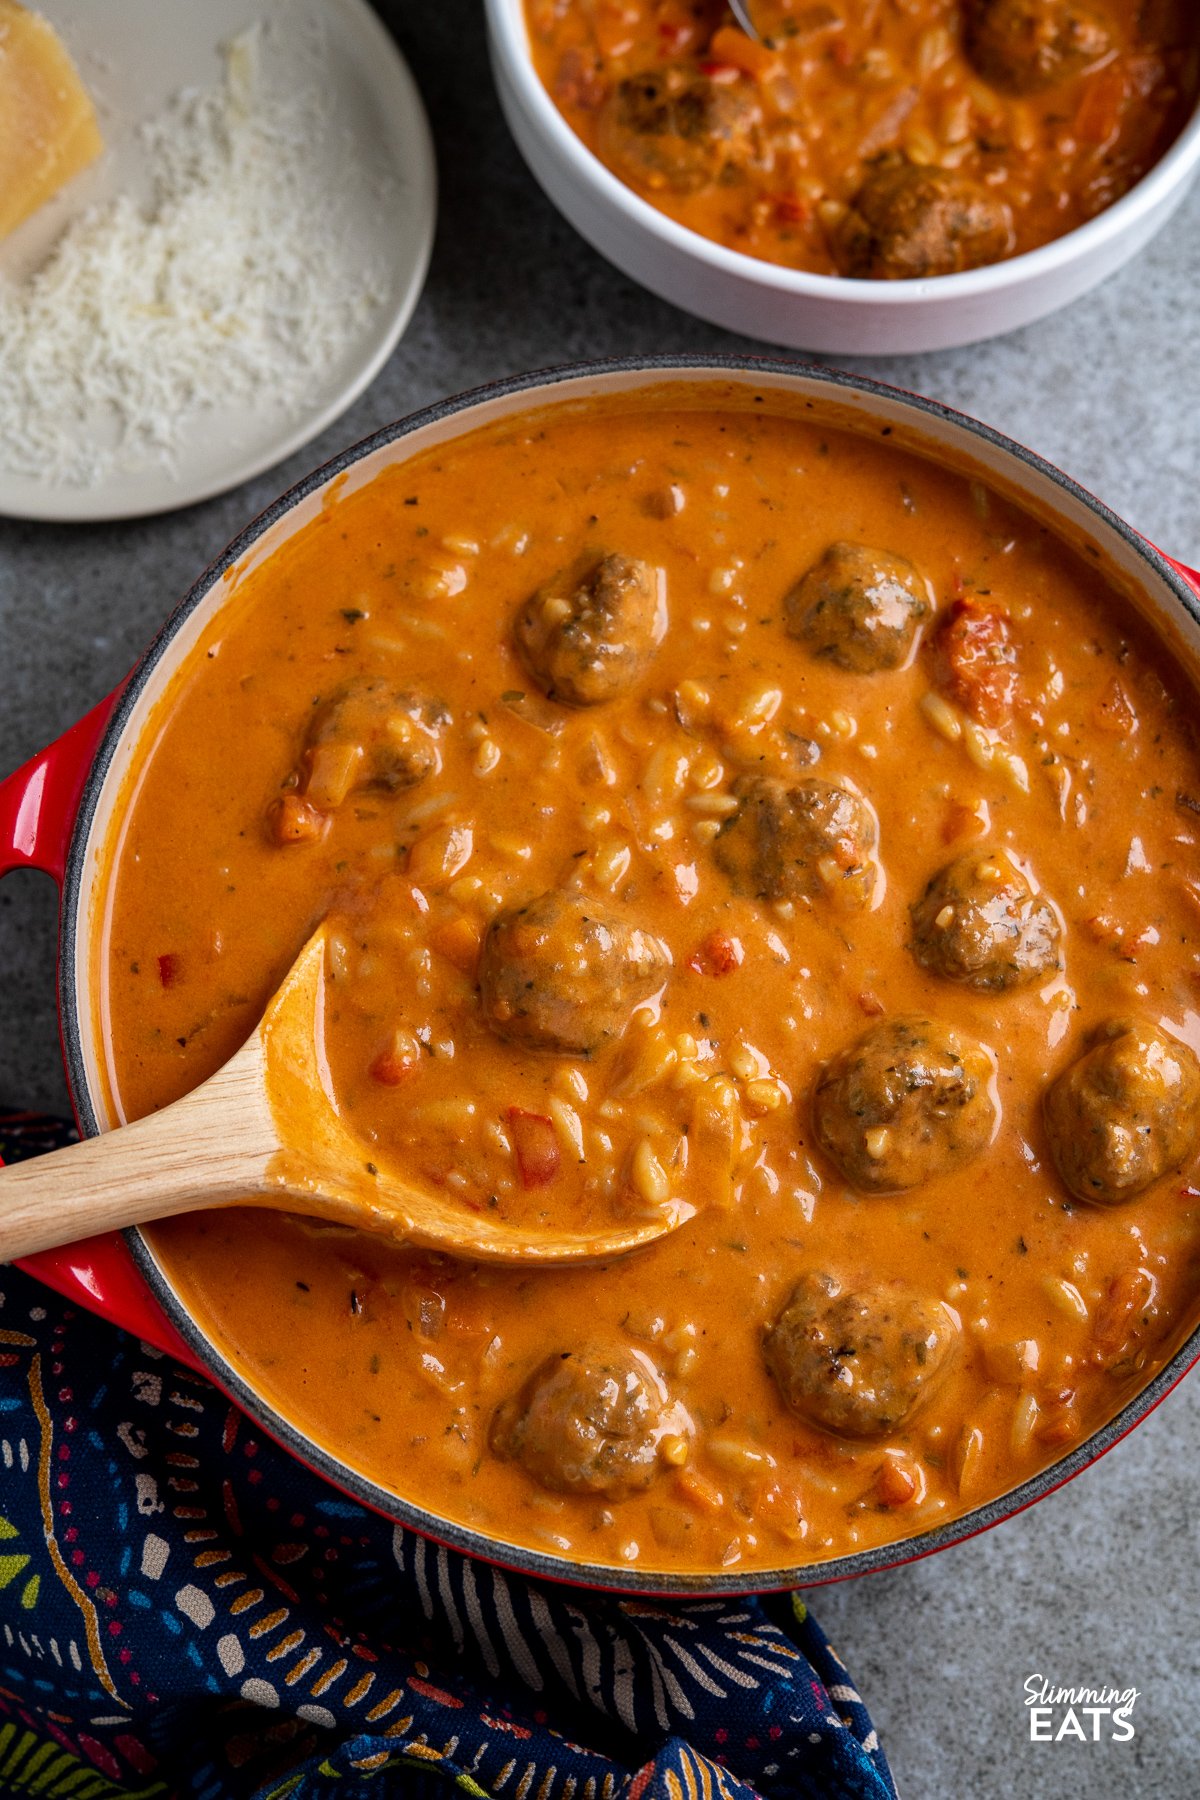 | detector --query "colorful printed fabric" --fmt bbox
[0,1112,896,1800]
